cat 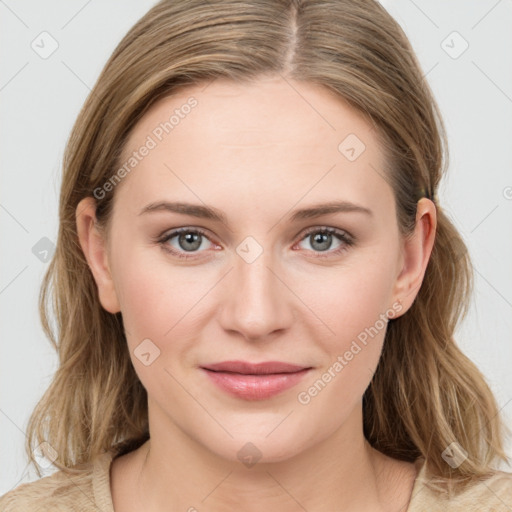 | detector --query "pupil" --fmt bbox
[179,232,201,251]
[311,232,332,251]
